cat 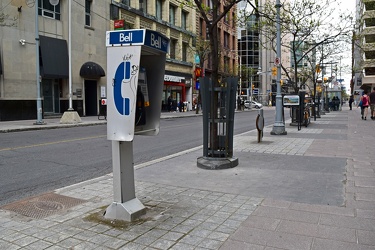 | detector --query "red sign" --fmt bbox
[195,67,202,77]
[101,99,107,105]
[114,20,124,30]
